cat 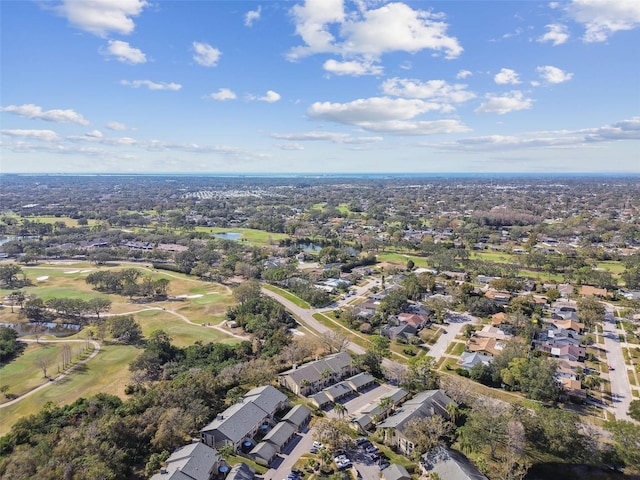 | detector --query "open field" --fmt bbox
[376,252,430,268]
[0,214,99,227]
